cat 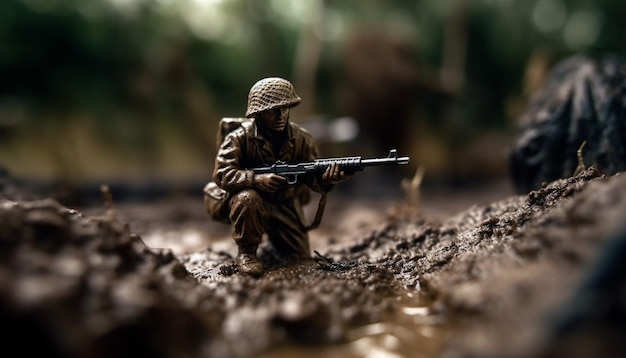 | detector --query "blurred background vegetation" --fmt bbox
[0,0,624,195]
